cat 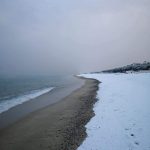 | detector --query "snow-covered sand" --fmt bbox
[78,73,150,150]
